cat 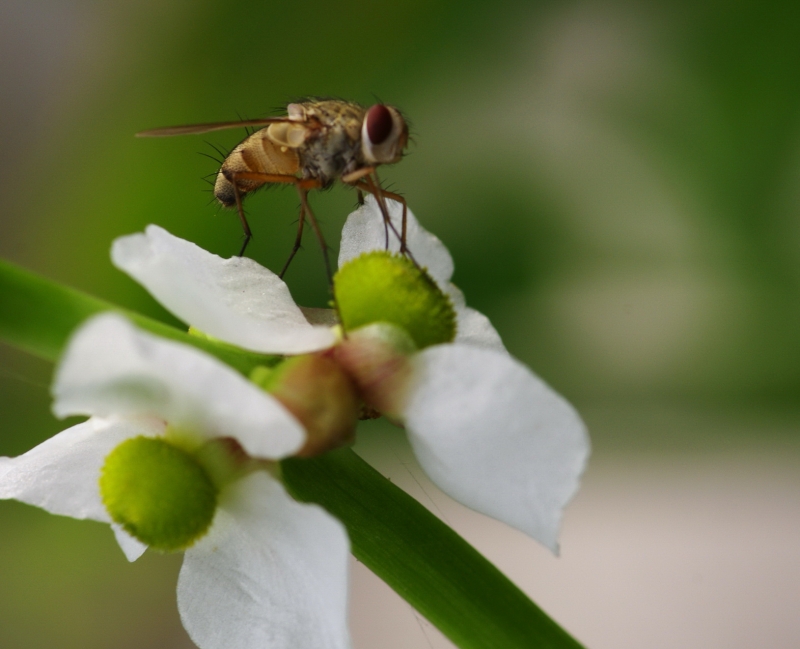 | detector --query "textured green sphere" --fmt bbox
[99,437,218,551]
[334,252,457,349]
